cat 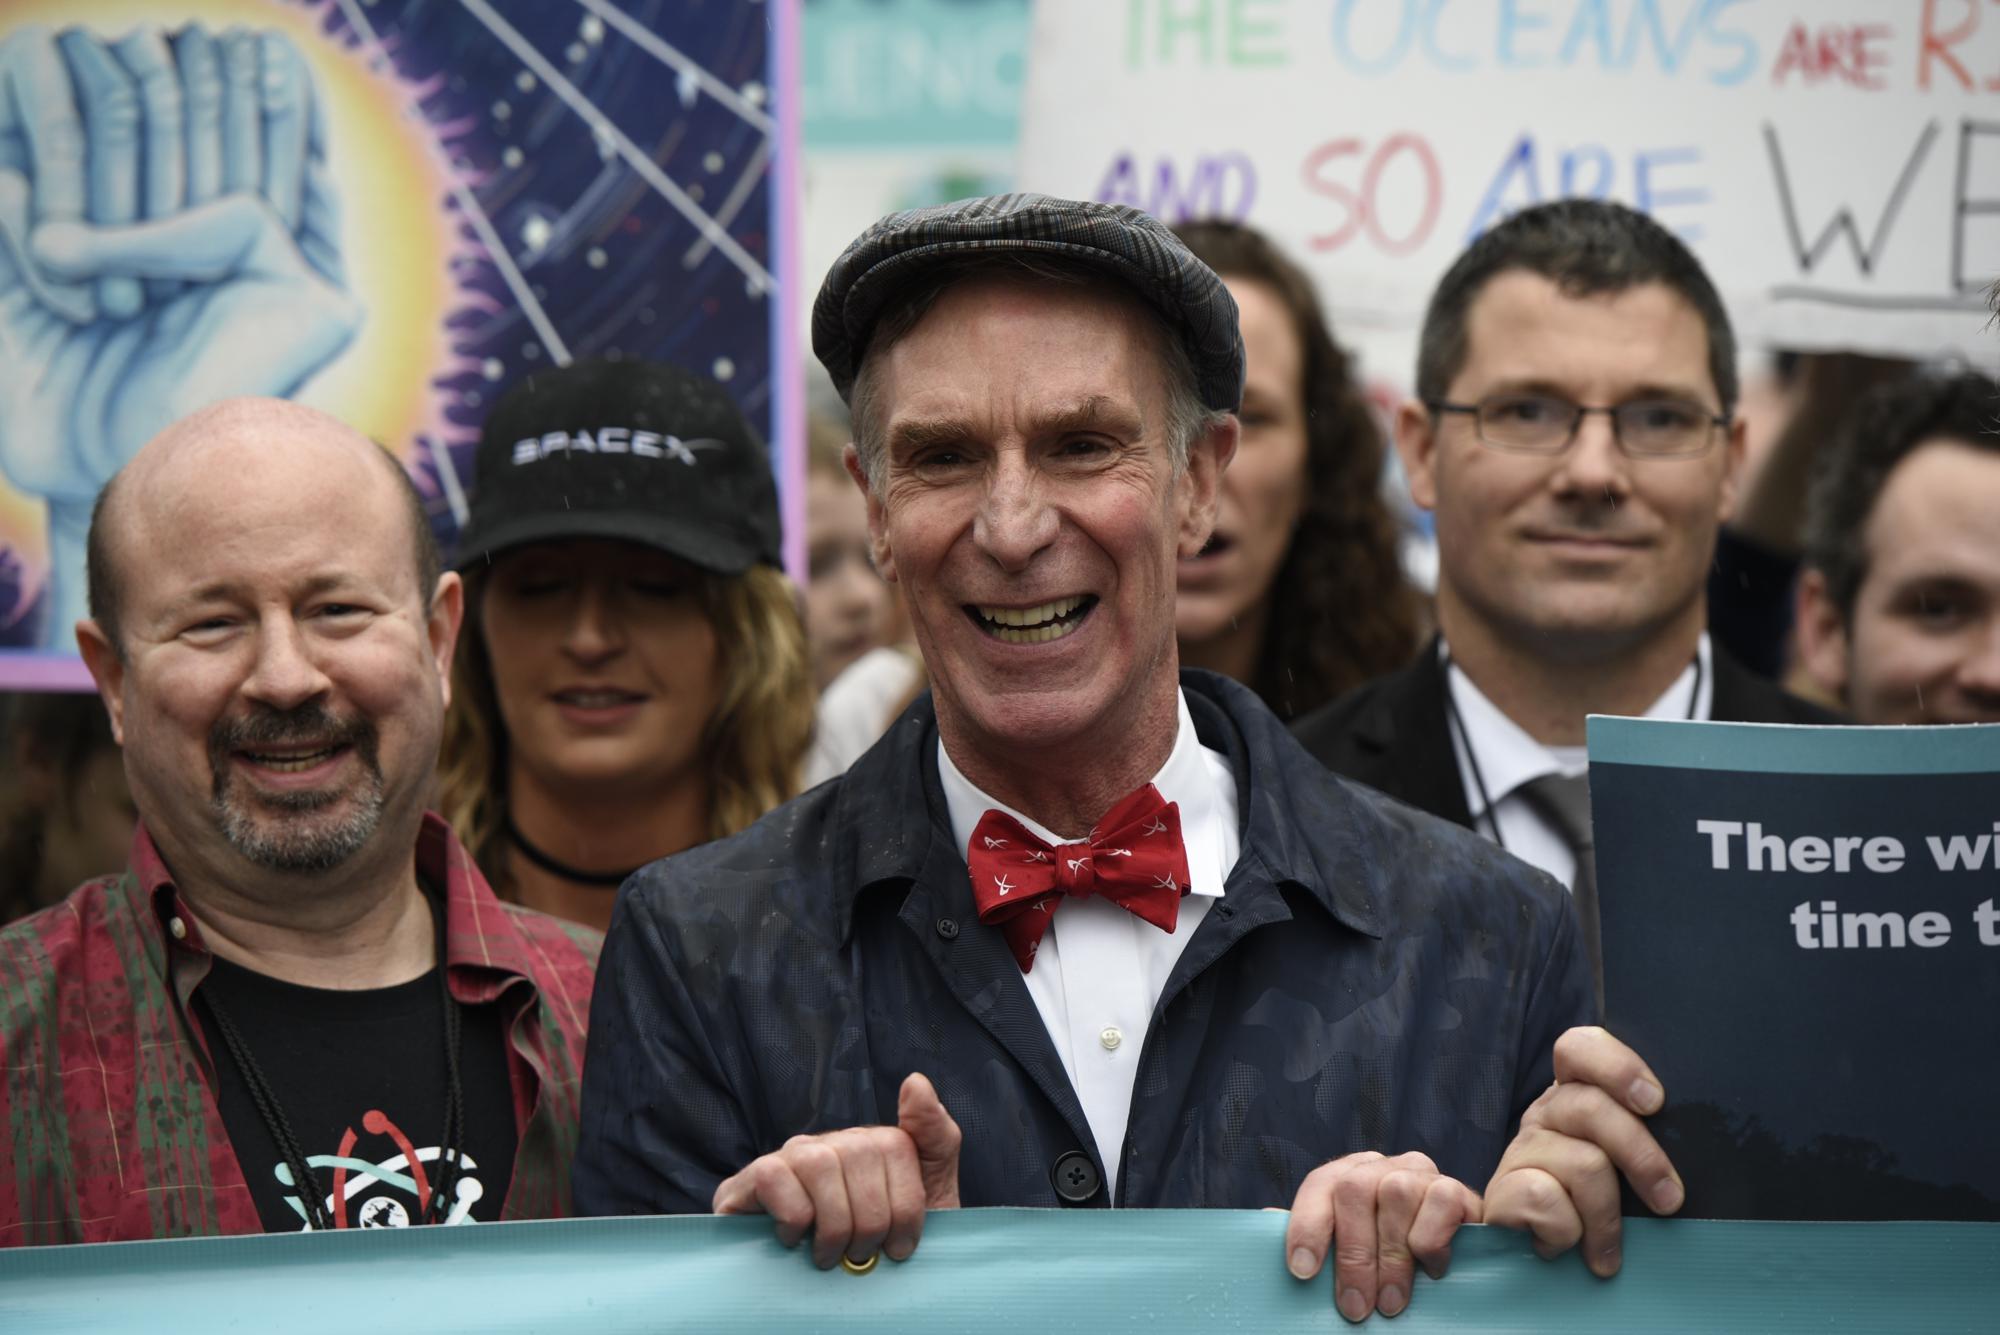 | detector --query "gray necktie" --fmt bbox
[1516,771,1603,1018]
